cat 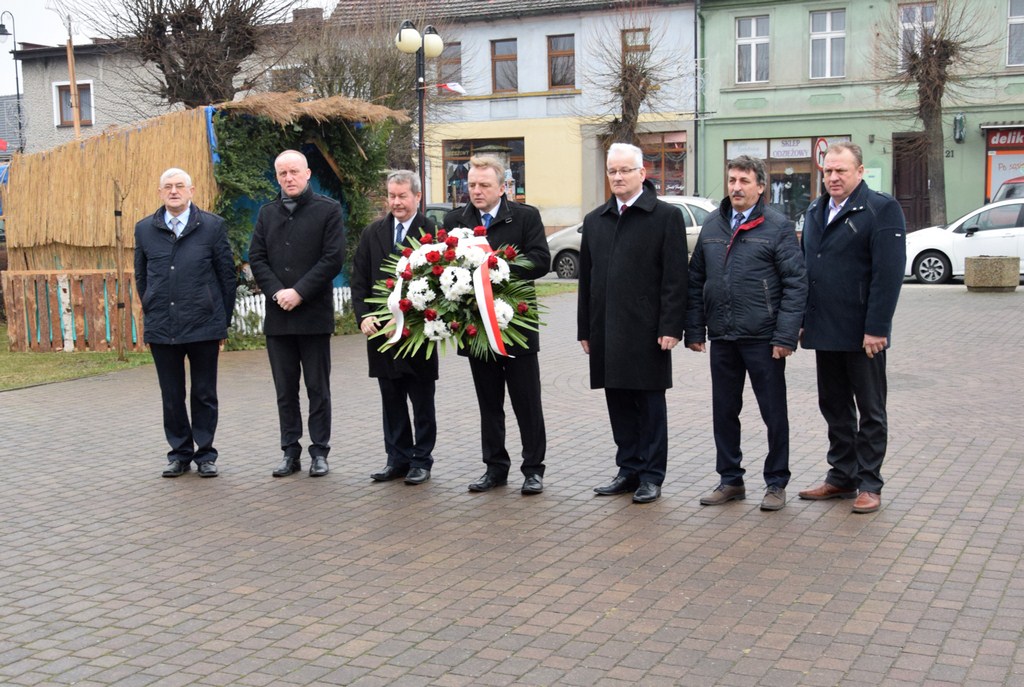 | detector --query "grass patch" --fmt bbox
[0,323,153,392]
[536,281,578,298]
